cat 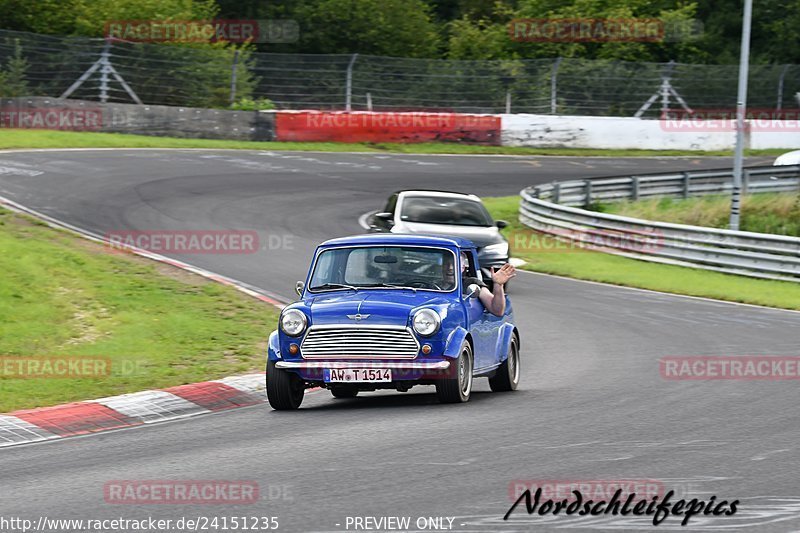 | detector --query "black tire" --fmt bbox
[330,386,359,399]
[436,341,473,403]
[489,333,520,392]
[266,359,305,410]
